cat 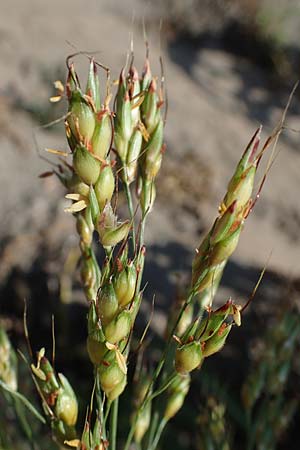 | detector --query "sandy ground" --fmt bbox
[0,0,300,304]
